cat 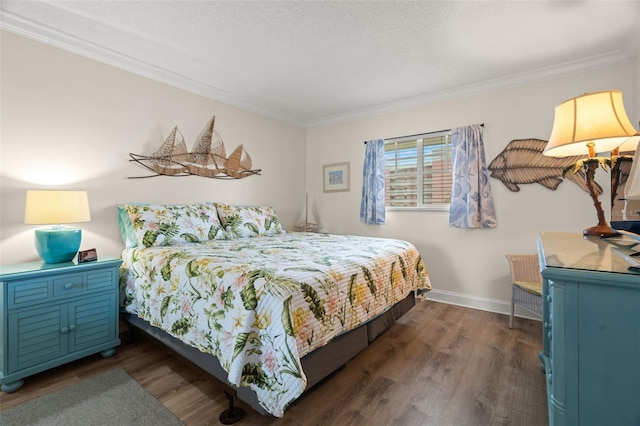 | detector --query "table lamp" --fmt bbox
[543,90,638,237]
[24,190,91,263]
